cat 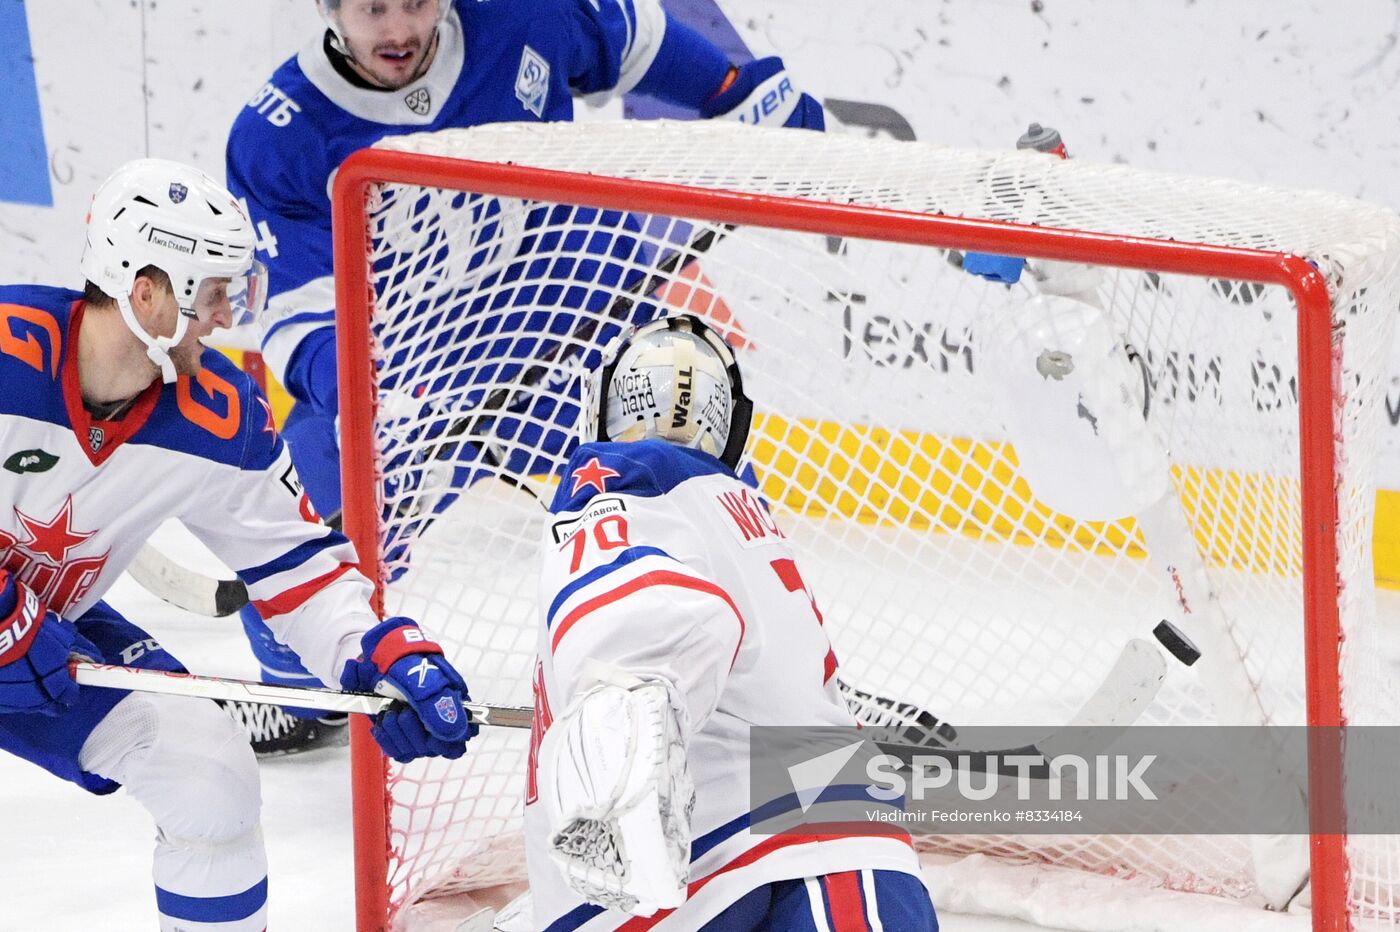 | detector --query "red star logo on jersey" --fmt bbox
[570,457,621,496]
[256,395,277,437]
[14,496,96,565]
